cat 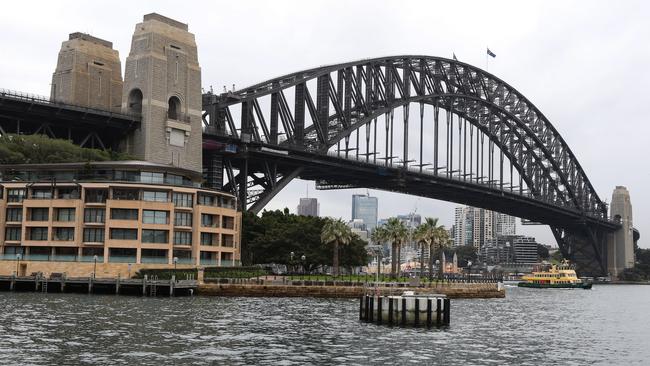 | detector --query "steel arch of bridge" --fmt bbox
[202,55,617,275]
